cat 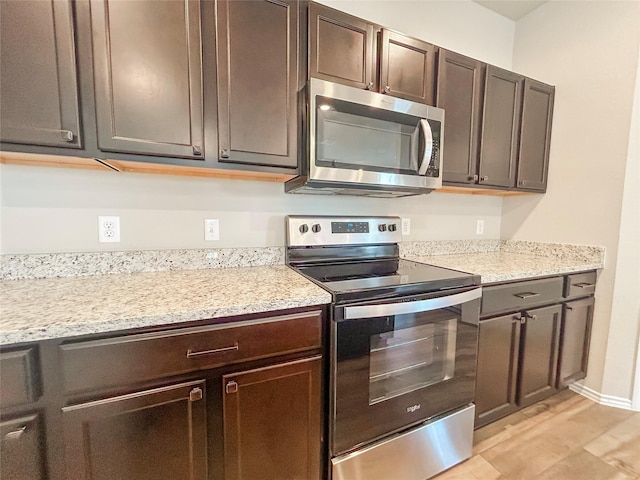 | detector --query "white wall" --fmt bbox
[0,0,515,255]
[503,1,640,400]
